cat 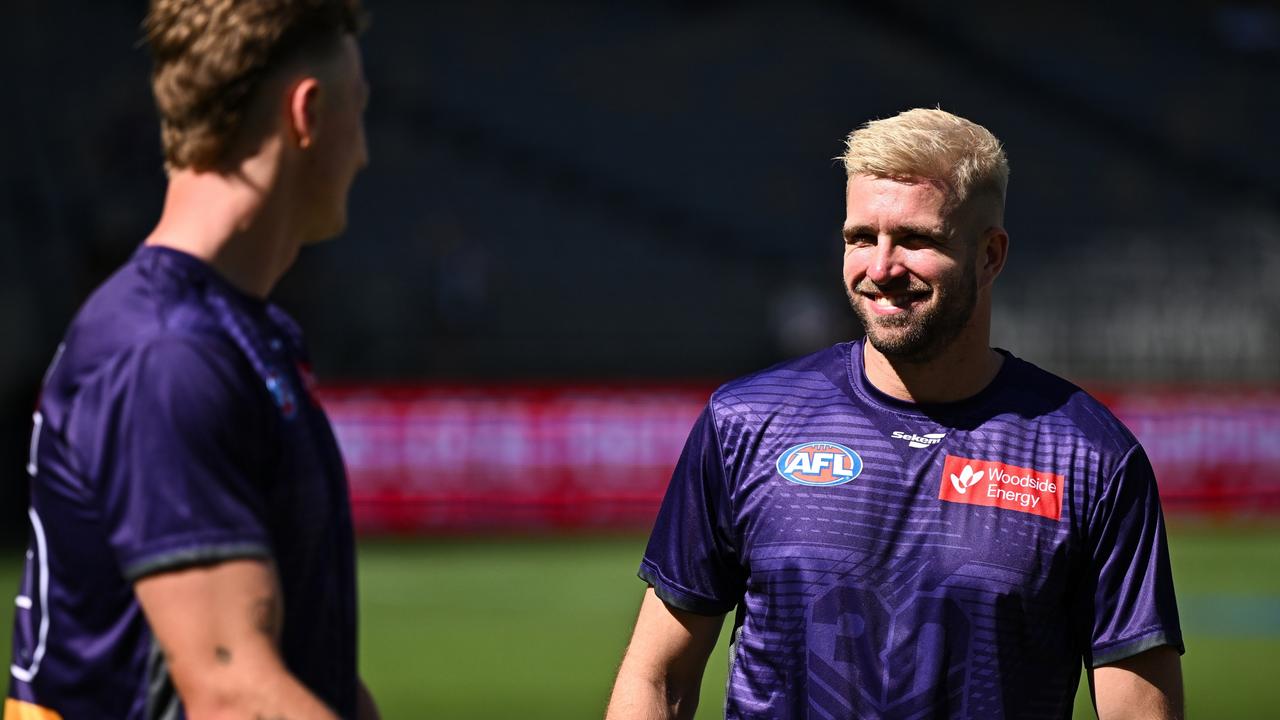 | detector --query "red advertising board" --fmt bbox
[1095,388,1280,514]
[318,385,1280,533]
[319,385,707,532]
